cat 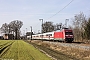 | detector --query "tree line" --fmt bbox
[0,12,90,41]
[41,22,63,33]
[0,20,23,39]
[72,12,90,41]
[42,12,90,41]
